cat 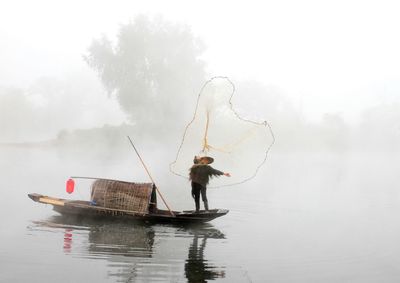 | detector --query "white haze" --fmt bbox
[1,0,400,125]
